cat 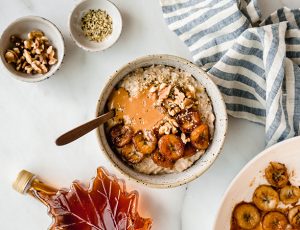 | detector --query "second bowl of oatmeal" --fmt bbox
[96,55,227,188]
